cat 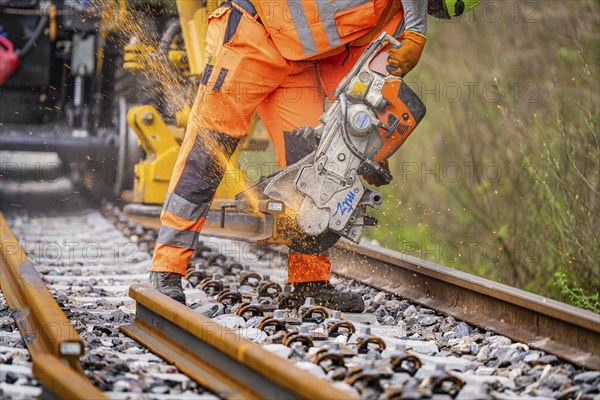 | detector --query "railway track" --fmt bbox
[0,179,207,399]
[126,200,600,370]
[0,178,350,399]
[1,174,599,399]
